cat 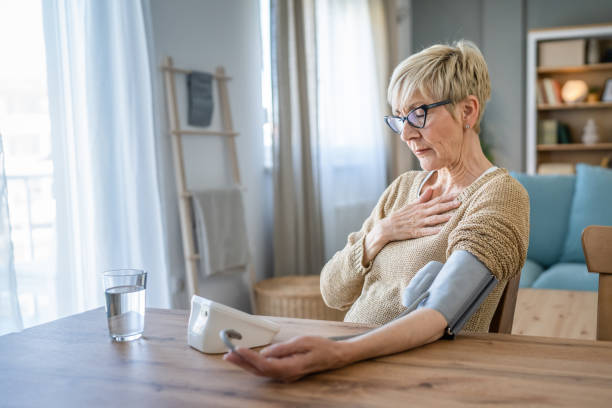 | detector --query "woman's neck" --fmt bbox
[428,133,493,196]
